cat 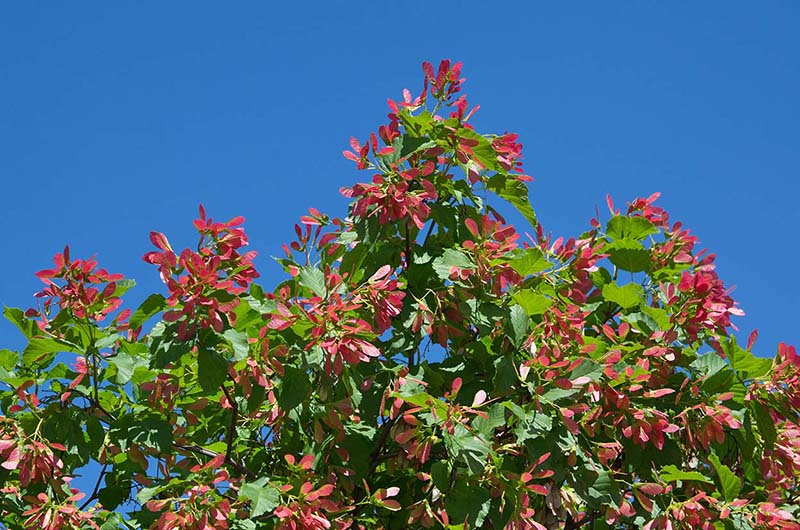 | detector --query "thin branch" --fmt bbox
[421,220,437,248]
[79,463,108,510]
[404,219,415,368]
[368,416,397,475]
[220,384,238,461]
[72,388,117,422]
[350,414,399,518]
[565,510,601,530]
